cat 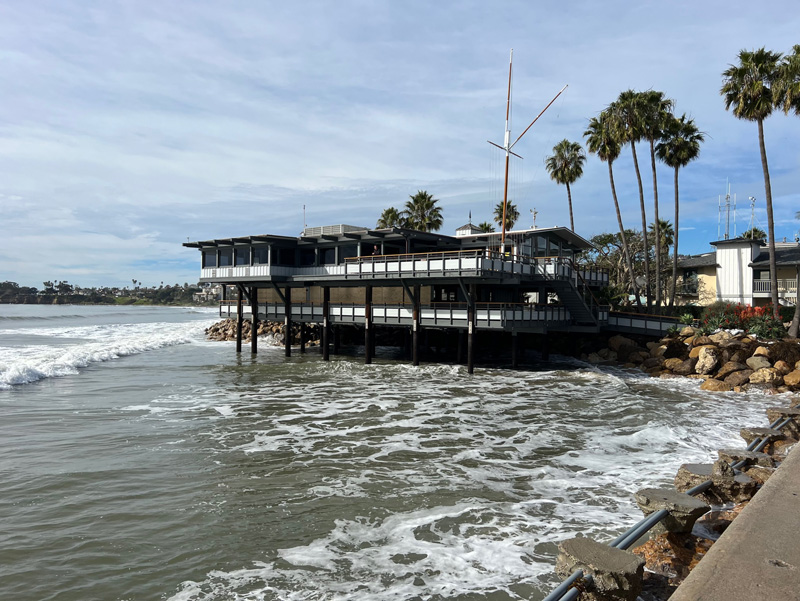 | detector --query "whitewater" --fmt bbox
[0,304,777,601]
